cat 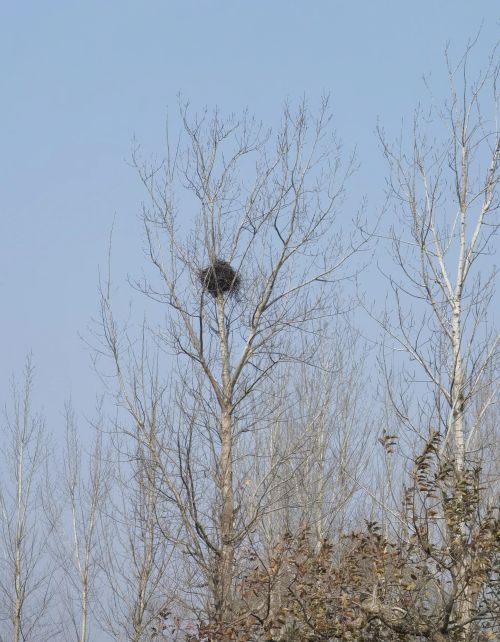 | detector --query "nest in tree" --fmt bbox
[199,259,241,297]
